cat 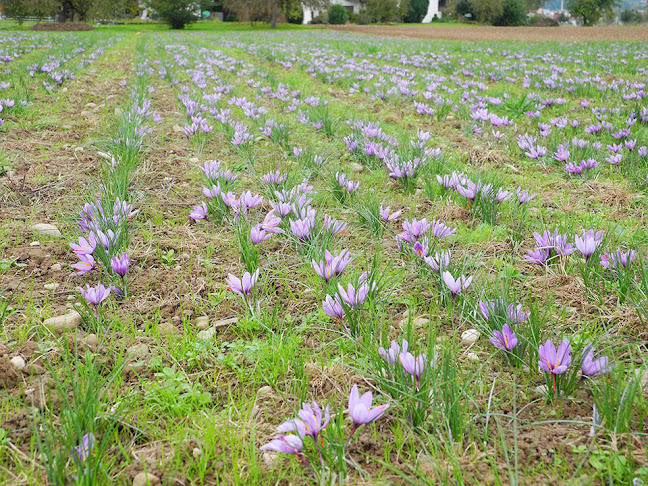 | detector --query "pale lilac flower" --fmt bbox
[379,339,408,365]
[581,344,613,377]
[226,269,259,297]
[538,339,571,375]
[490,323,518,351]
[347,384,389,428]
[322,294,344,320]
[70,235,96,255]
[190,202,208,221]
[379,205,401,222]
[71,253,95,276]
[424,251,451,272]
[442,272,472,299]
